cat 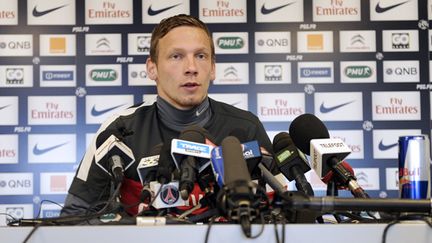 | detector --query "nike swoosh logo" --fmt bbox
[261,1,296,15]
[148,3,182,16]
[375,1,409,13]
[0,105,10,111]
[33,142,69,155]
[378,140,398,151]
[91,104,126,117]
[319,101,355,113]
[32,4,68,17]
